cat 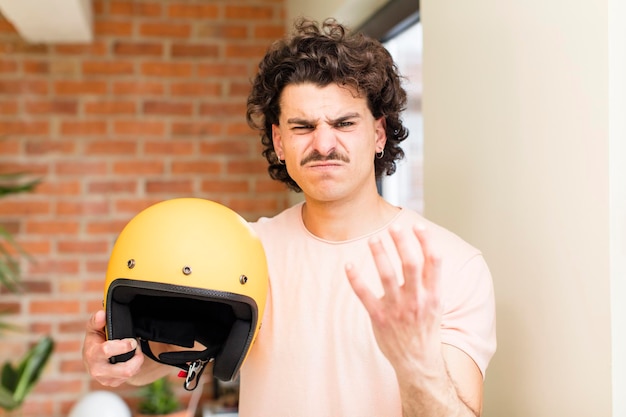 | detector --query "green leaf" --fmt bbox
[0,337,54,410]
